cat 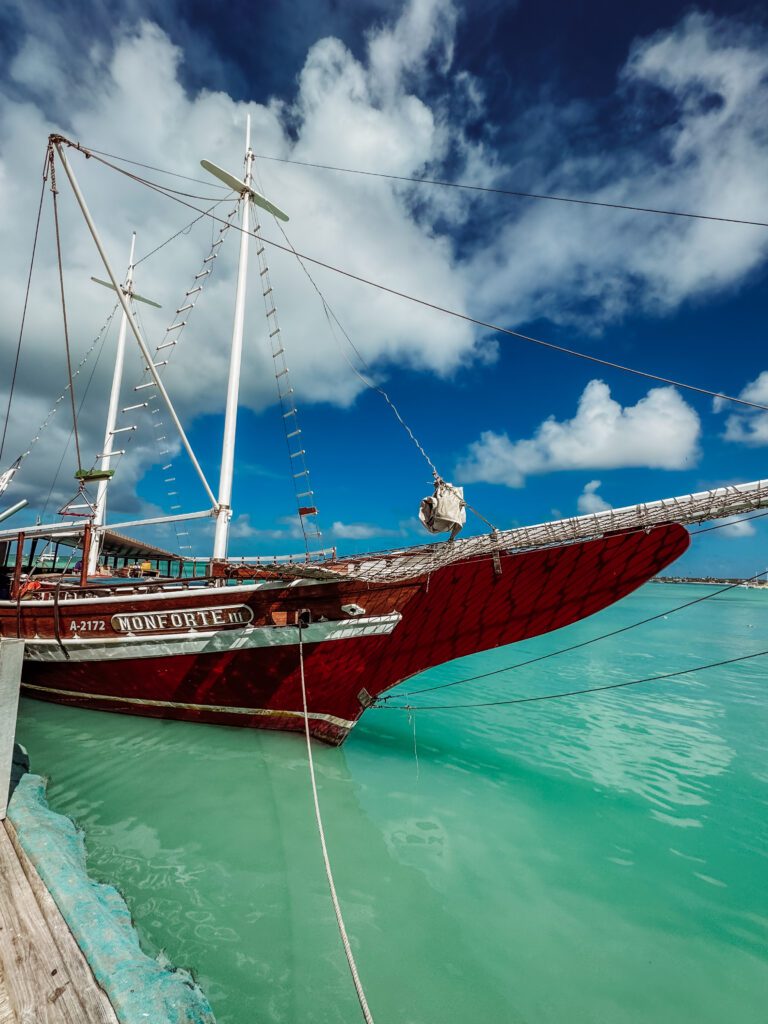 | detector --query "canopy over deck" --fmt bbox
[99,530,184,563]
[0,523,183,564]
